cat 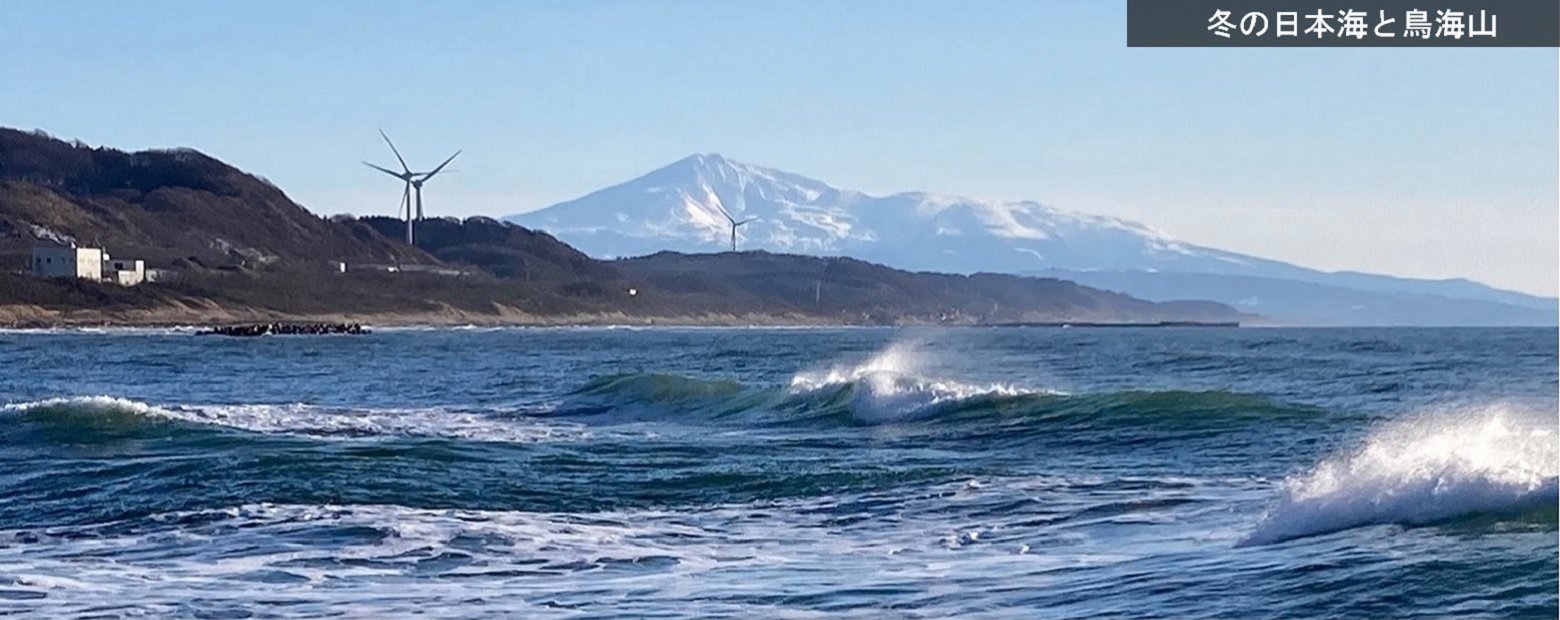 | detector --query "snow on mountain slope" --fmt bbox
[505,153,1555,314]
[511,154,1282,274]
[511,154,861,256]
